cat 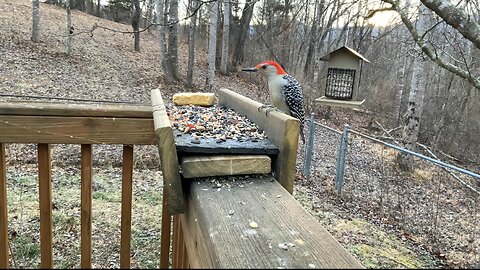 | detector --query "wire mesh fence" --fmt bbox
[303,118,479,268]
